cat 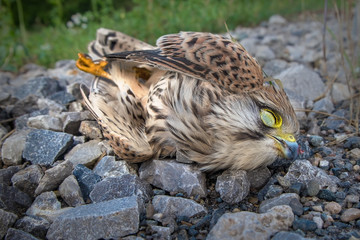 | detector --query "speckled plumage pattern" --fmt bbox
[79,28,299,171]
